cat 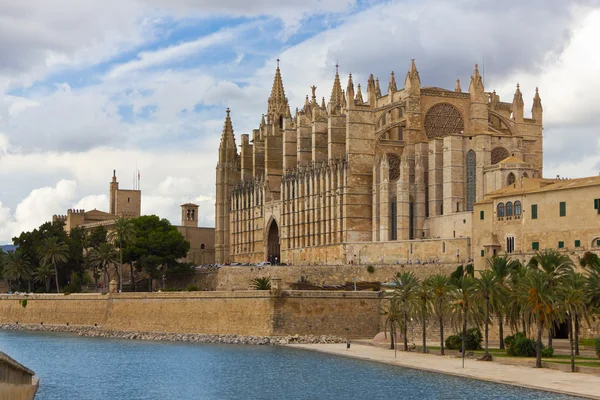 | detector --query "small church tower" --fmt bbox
[181,203,199,228]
